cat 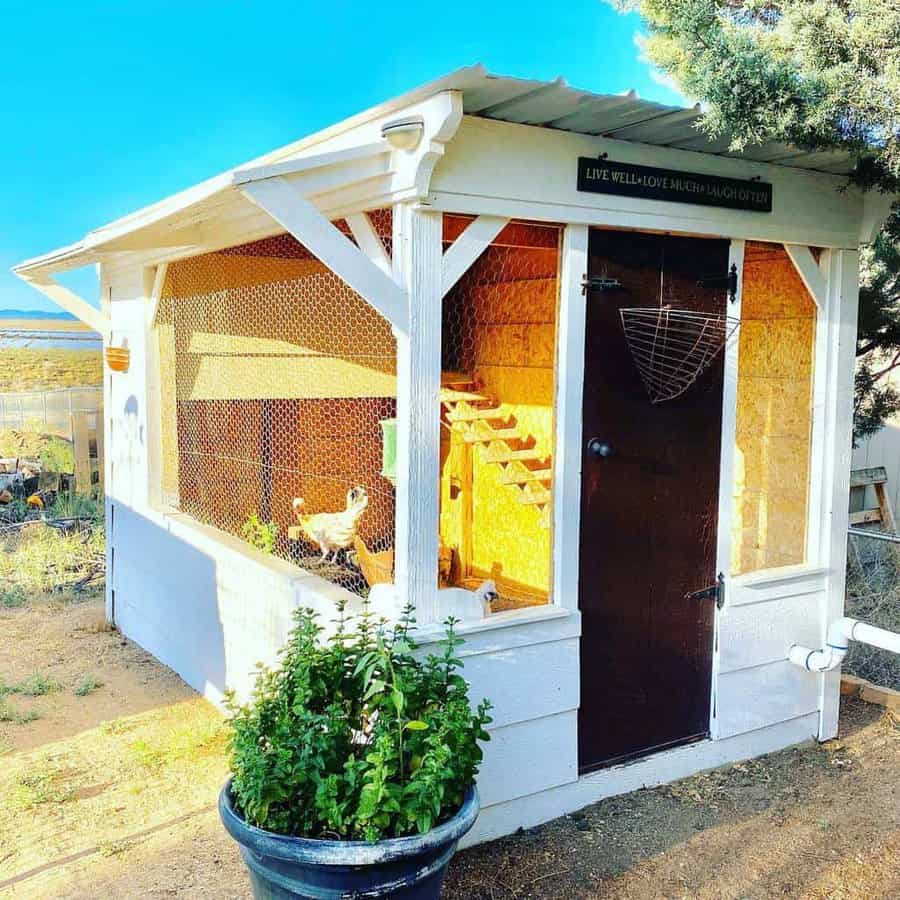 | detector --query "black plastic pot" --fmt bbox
[219,779,479,899]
